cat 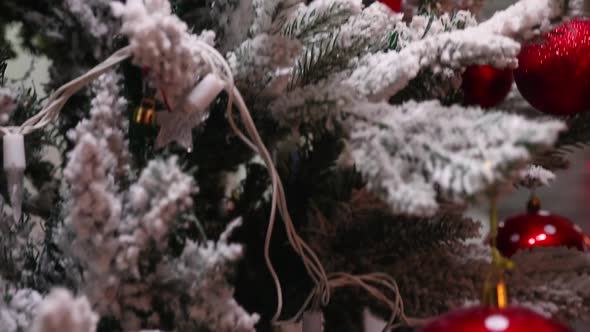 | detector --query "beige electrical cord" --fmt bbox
[193,41,418,330]
[0,46,133,136]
